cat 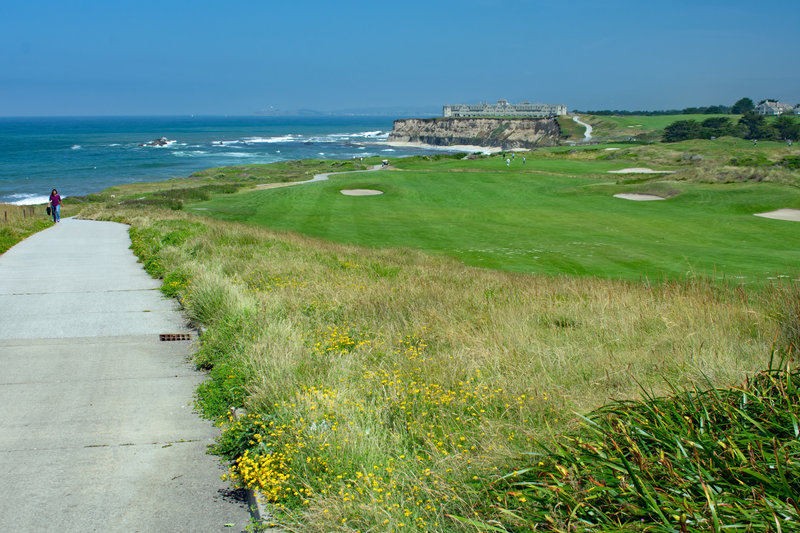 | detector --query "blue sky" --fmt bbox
[1,0,798,116]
